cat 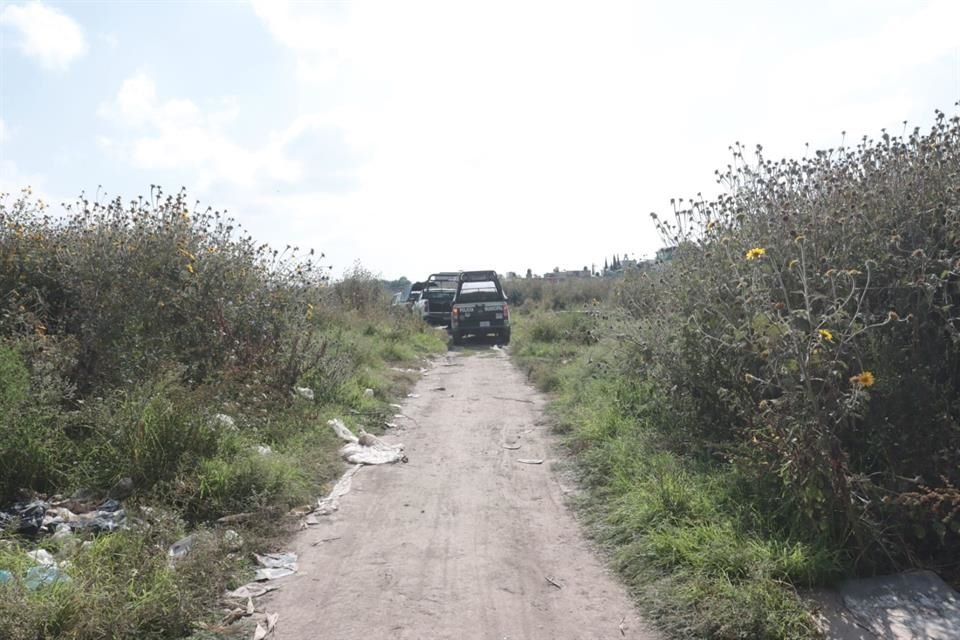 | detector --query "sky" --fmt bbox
[1,1,958,280]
